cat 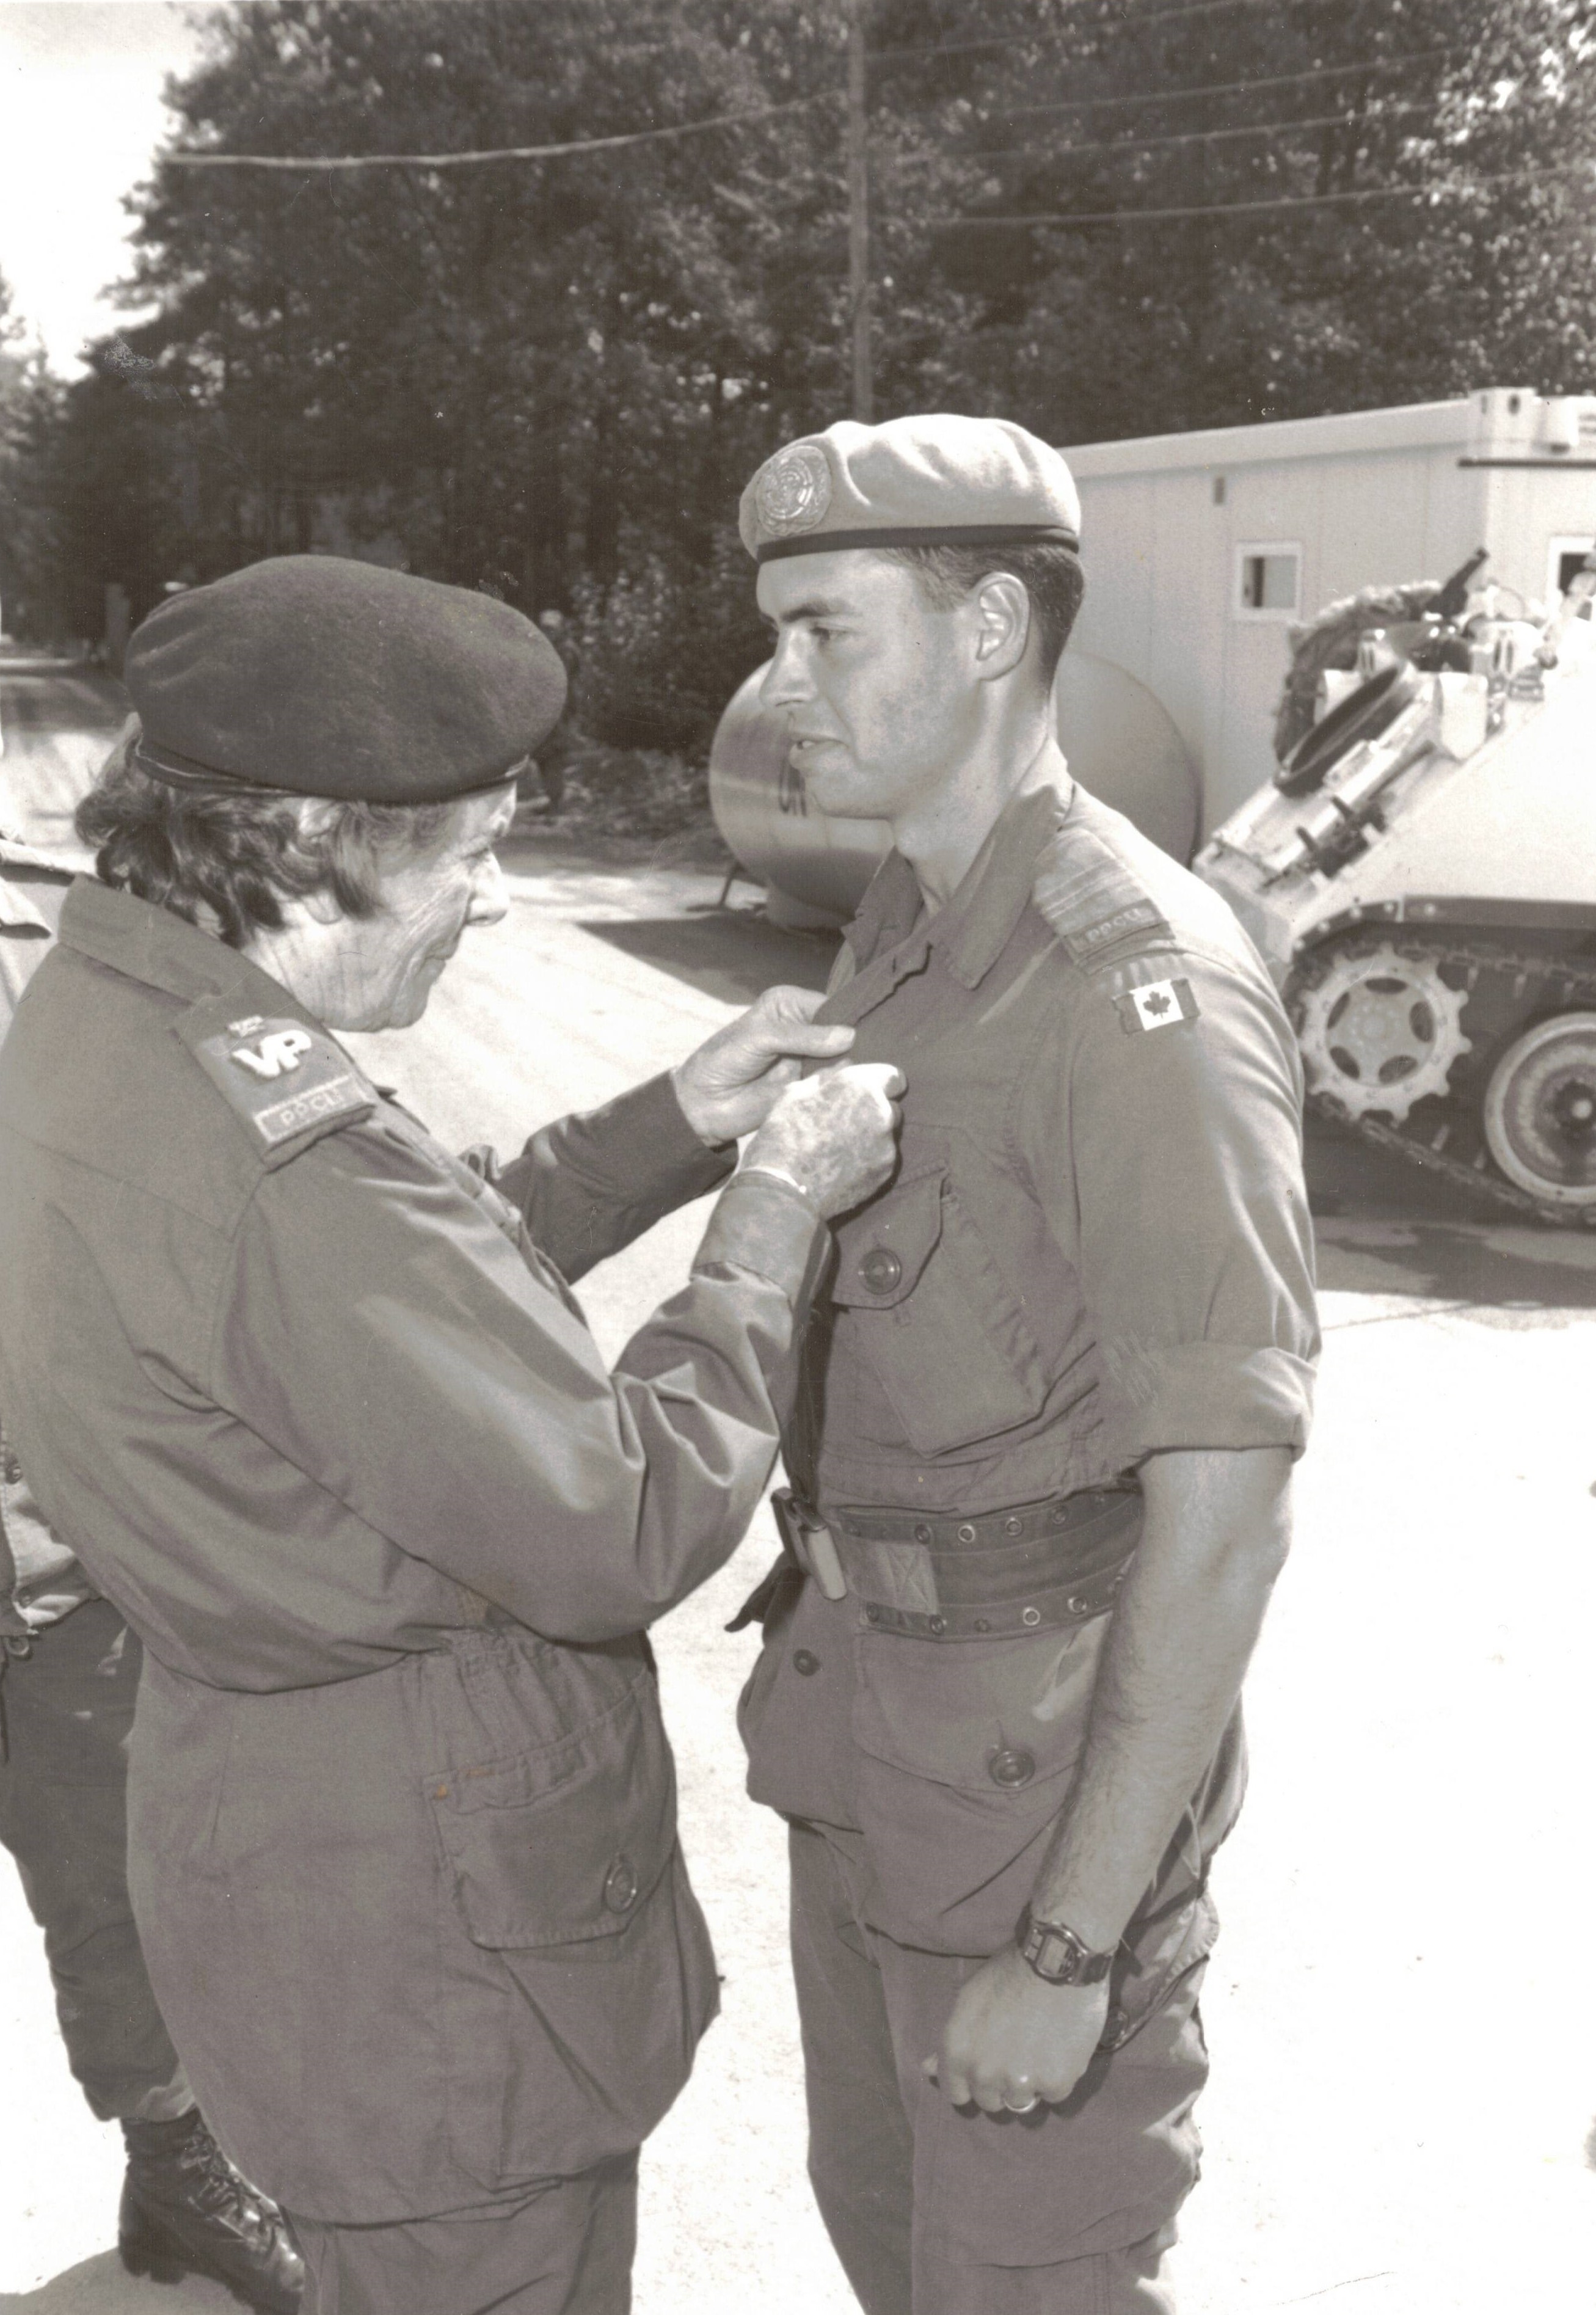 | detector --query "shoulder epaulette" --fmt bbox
[175,995,375,1169]
[1032,823,1173,971]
